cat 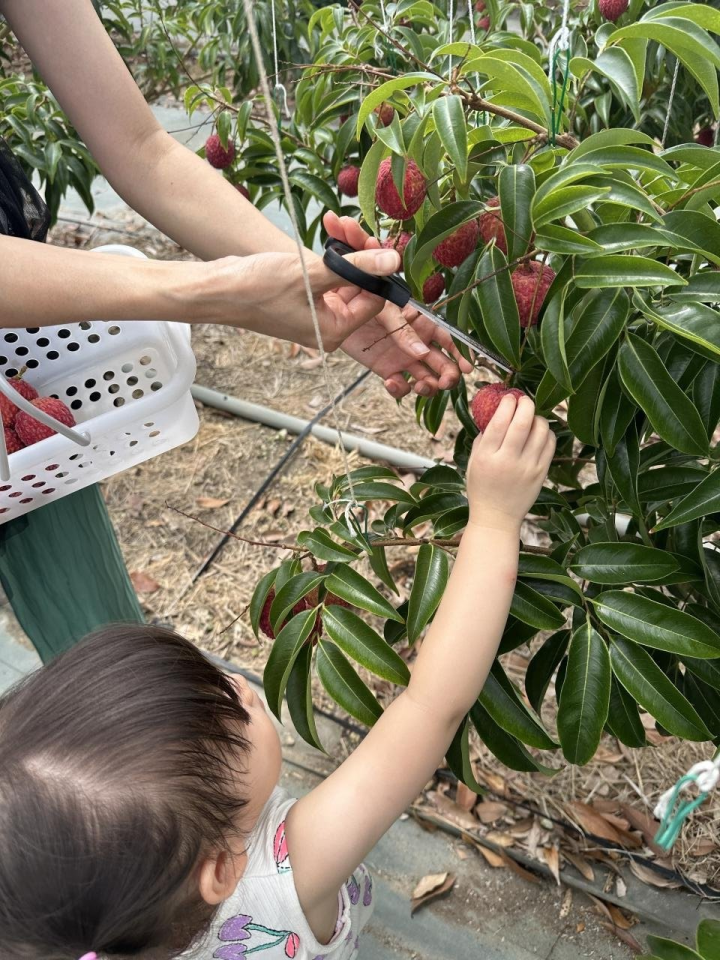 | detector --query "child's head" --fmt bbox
[0,624,282,960]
